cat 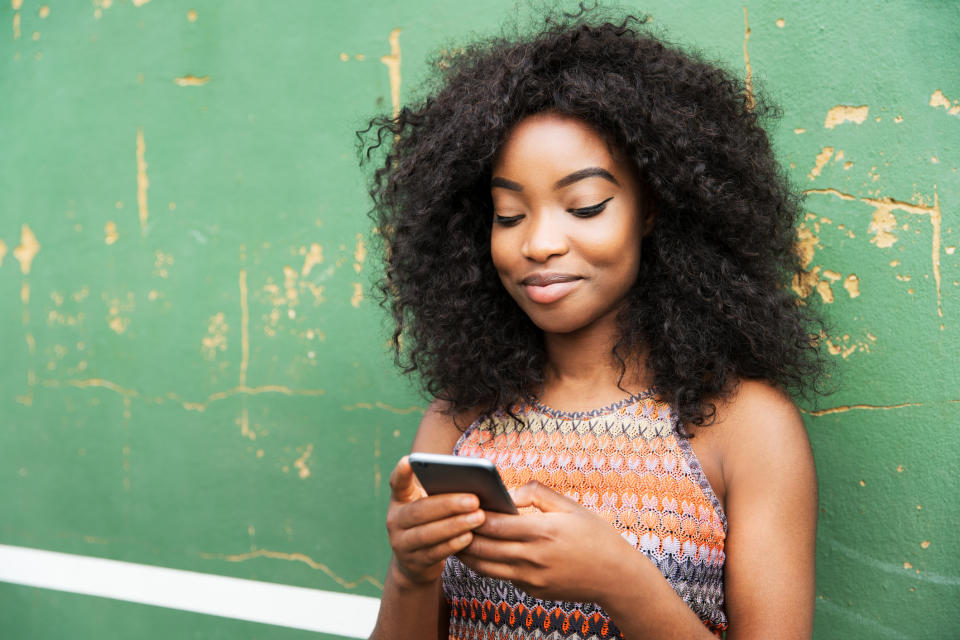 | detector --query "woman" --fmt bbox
[362,10,826,639]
